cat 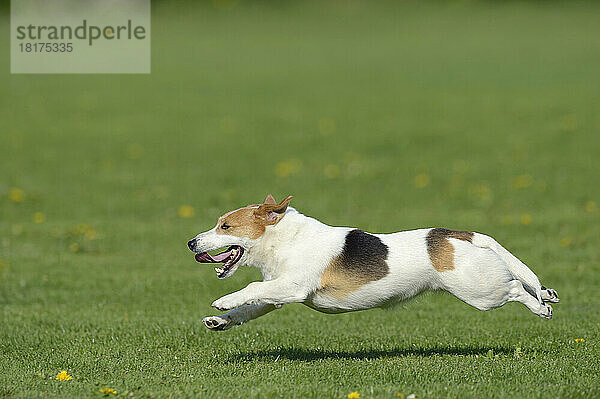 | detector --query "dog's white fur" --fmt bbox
[189,199,558,331]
